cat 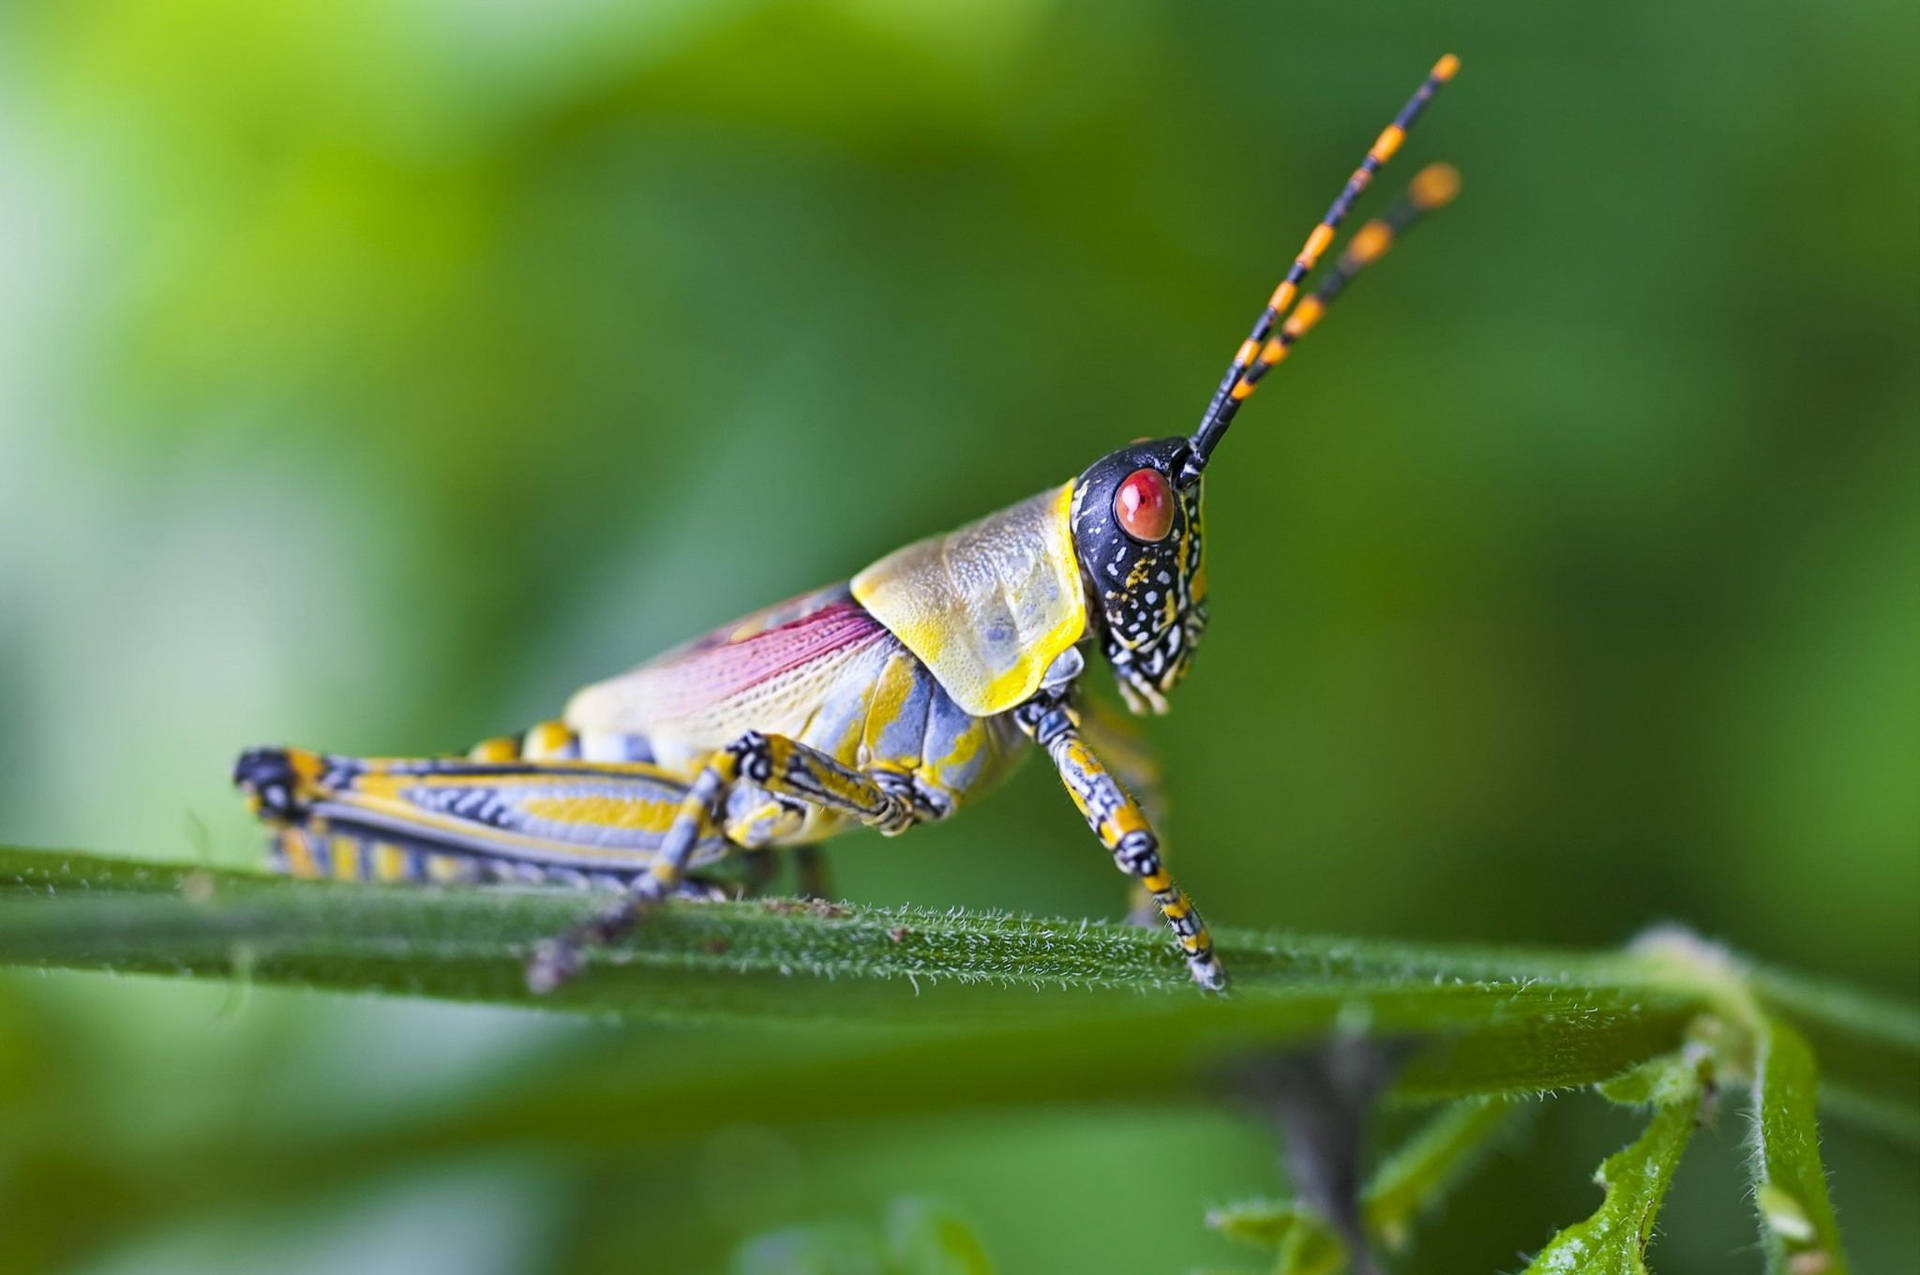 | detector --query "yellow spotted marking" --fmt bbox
[525,721,573,758]
[1411,162,1461,210]
[1347,221,1394,266]
[469,736,519,762]
[1302,222,1336,264]
[1282,295,1326,340]
[1370,123,1405,164]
